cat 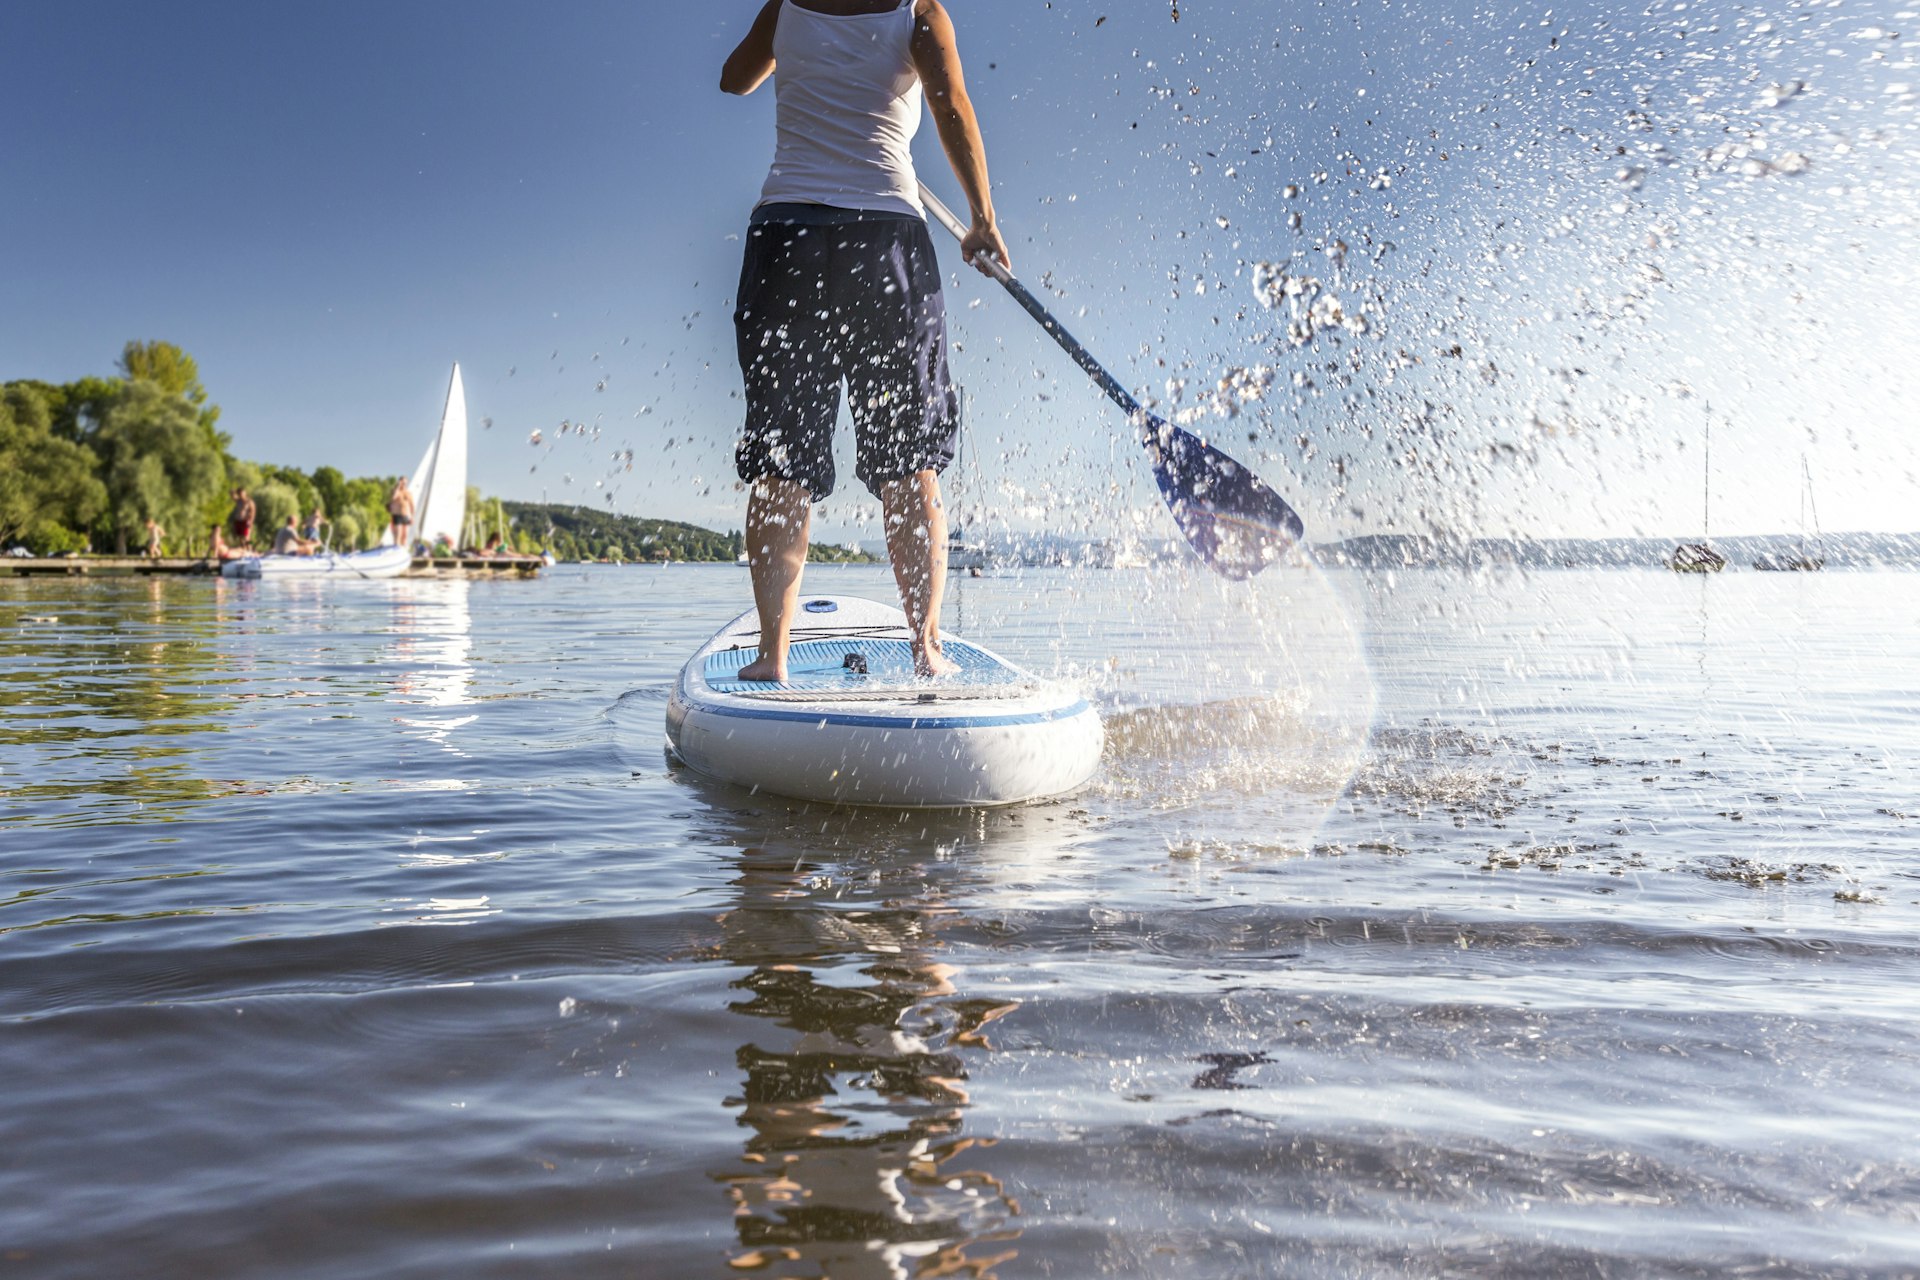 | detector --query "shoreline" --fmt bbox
[2,554,544,579]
